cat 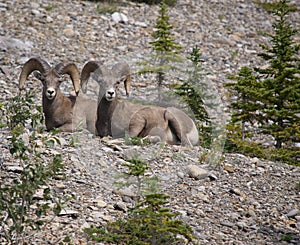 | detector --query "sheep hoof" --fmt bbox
[143,135,162,145]
[180,145,192,152]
